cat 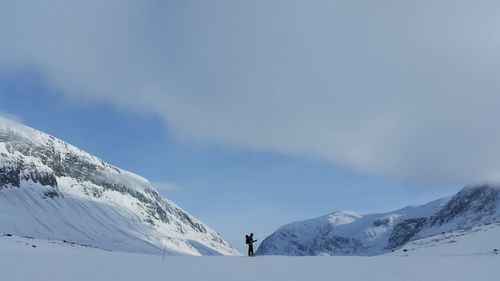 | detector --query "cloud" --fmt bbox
[152,182,182,192]
[1,1,500,185]
[0,112,24,124]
